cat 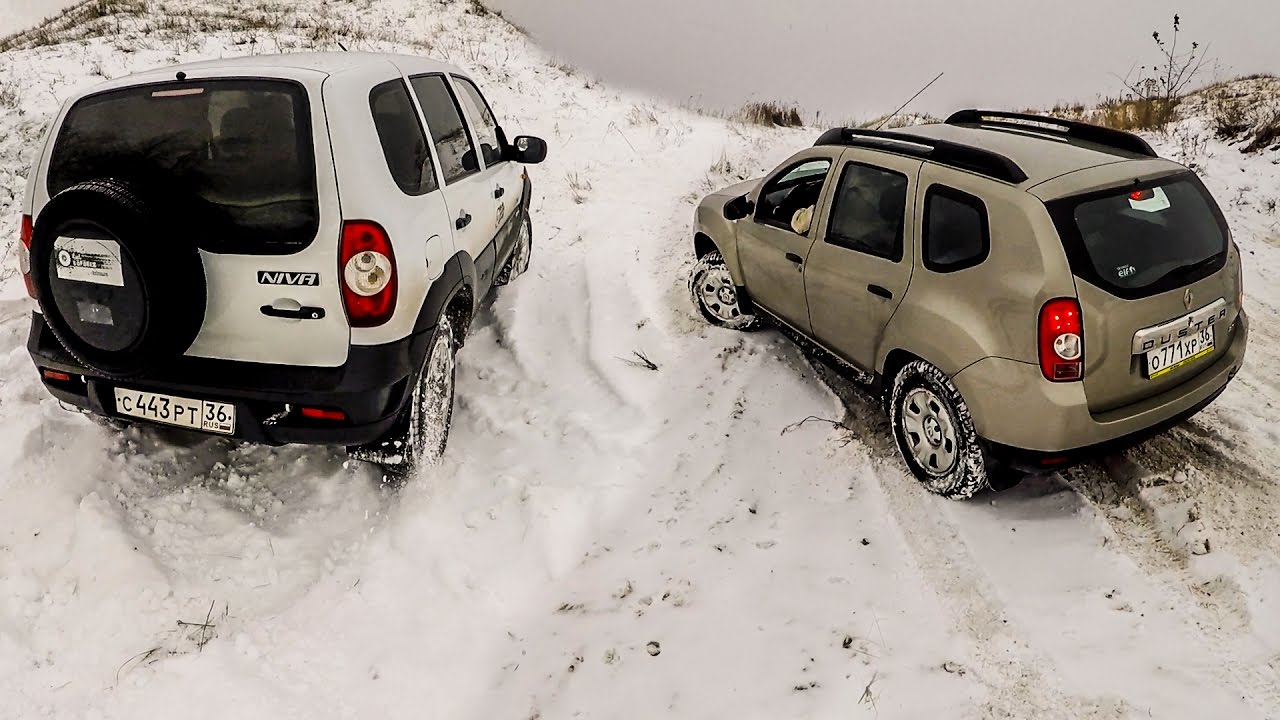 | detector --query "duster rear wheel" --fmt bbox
[889,360,989,499]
